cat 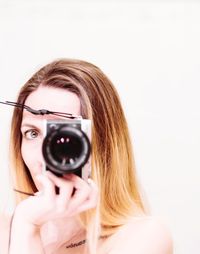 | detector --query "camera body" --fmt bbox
[42,119,91,180]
